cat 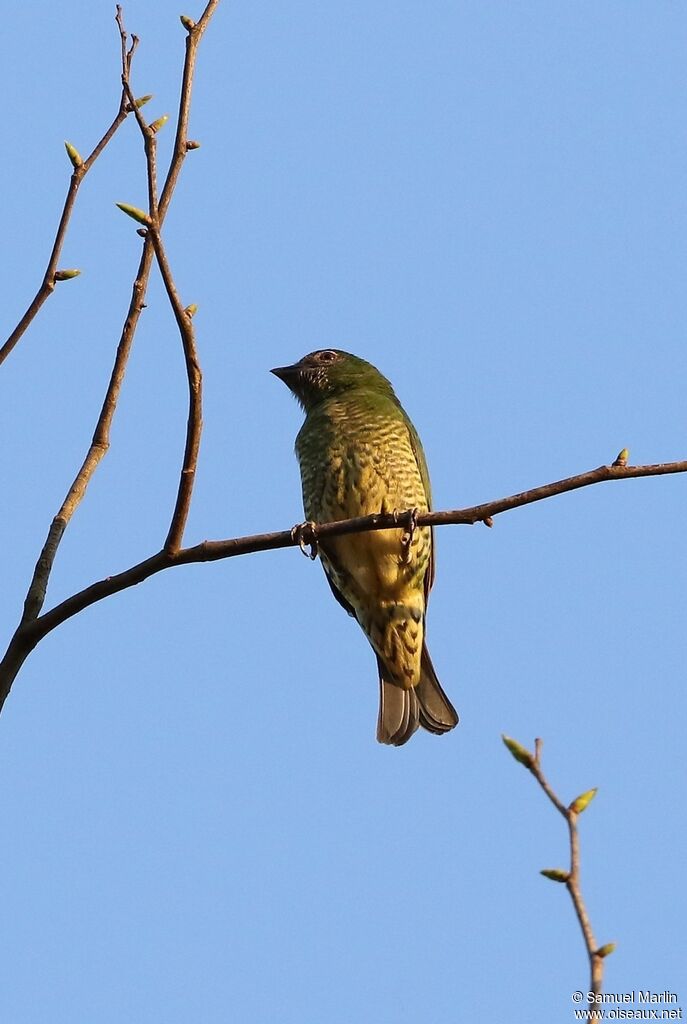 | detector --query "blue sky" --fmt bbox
[1,3,686,1022]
